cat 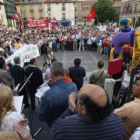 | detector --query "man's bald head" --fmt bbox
[79,84,107,107]
[77,84,112,123]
